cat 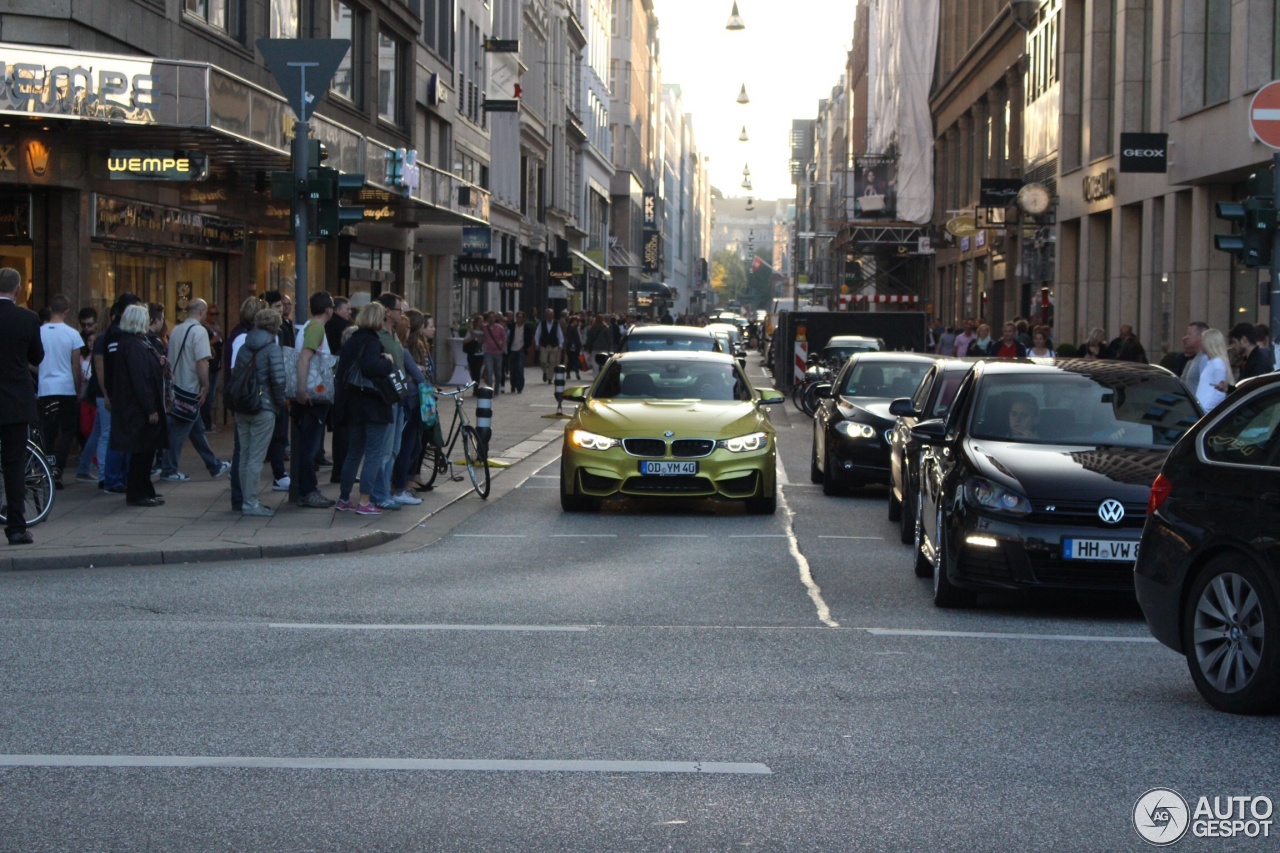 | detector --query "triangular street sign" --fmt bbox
[256,38,351,122]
